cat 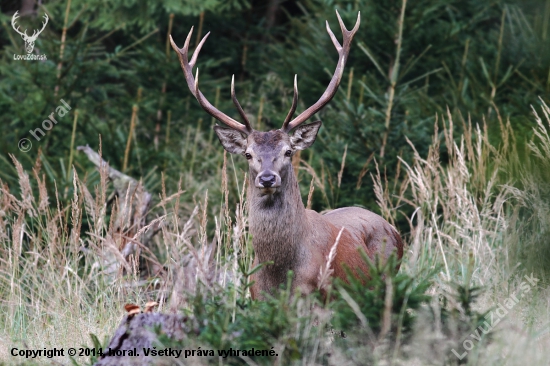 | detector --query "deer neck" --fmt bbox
[248,166,307,270]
